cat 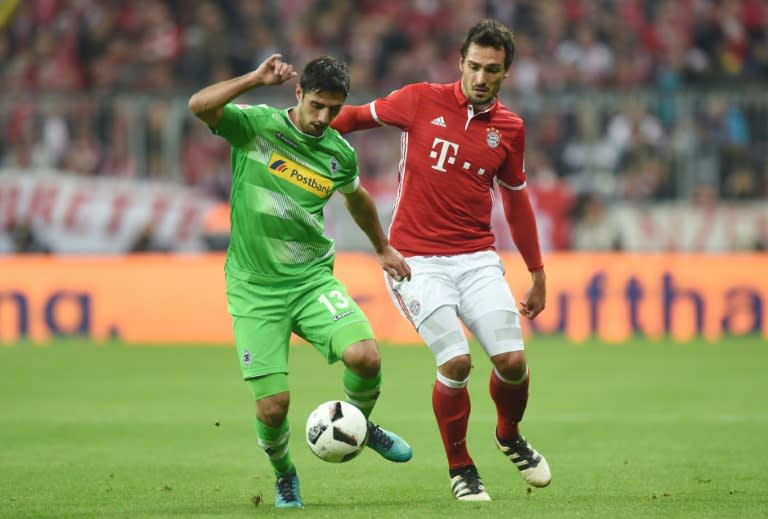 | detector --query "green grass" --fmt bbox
[1,337,767,518]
